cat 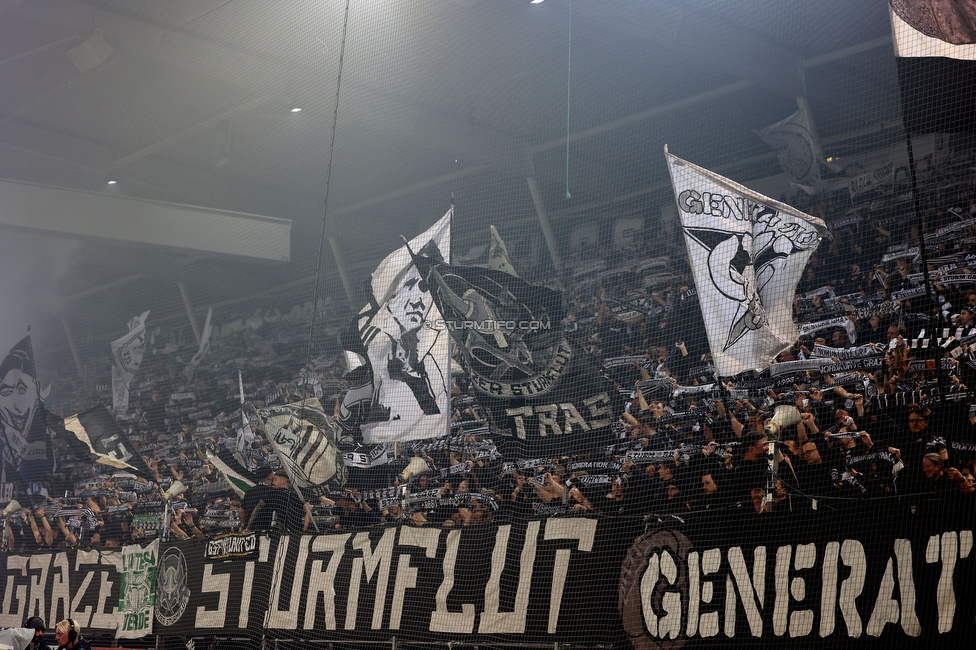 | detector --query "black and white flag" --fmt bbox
[665,146,828,377]
[755,103,824,194]
[0,335,53,505]
[890,1,976,133]
[111,310,150,412]
[349,209,452,444]
[254,399,346,496]
[412,255,619,456]
[58,404,155,479]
